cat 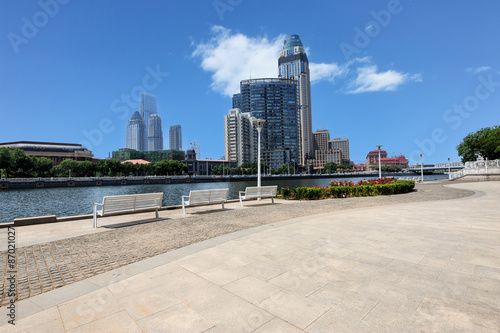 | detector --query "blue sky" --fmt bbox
[1,0,499,165]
